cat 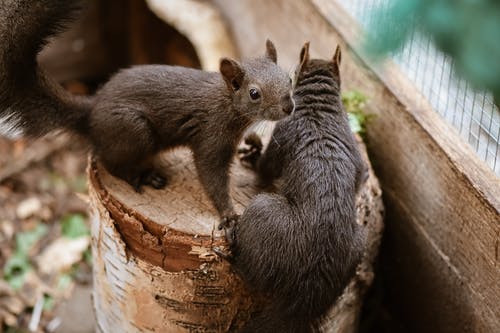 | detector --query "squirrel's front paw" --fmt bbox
[218,213,239,246]
[238,132,263,168]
